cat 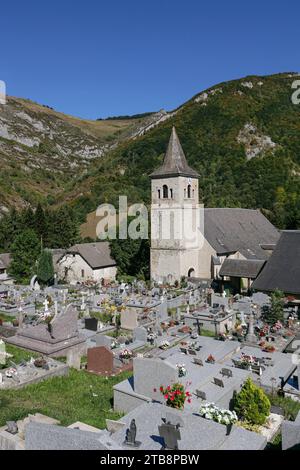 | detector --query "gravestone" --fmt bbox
[85,318,98,331]
[66,349,81,370]
[158,299,168,321]
[133,357,177,400]
[87,346,113,376]
[133,327,147,343]
[94,335,112,349]
[0,340,6,365]
[121,310,138,330]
